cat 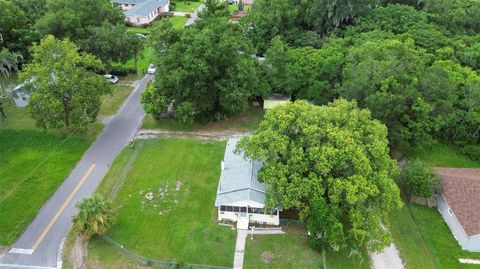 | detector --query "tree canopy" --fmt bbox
[35,0,123,41]
[237,100,402,252]
[21,35,110,130]
[80,23,136,73]
[142,17,266,123]
[0,0,40,56]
